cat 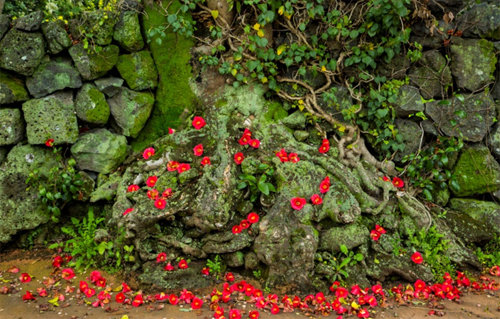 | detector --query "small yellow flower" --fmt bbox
[257,29,264,37]
[321,65,326,72]
[261,77,268,84]
[253,23,260,31]
[278,6,284,15]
